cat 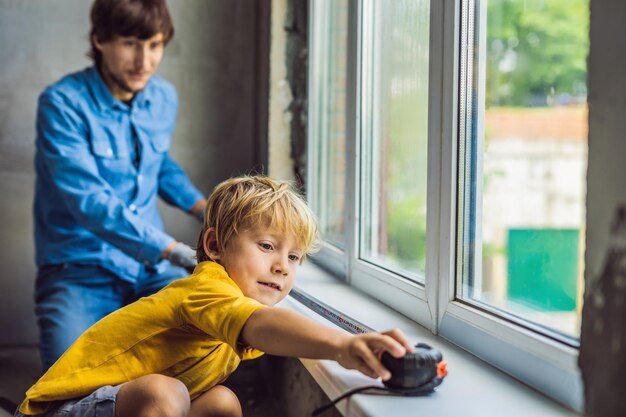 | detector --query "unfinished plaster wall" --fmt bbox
[579,0,626,415]
[268,0,308,186]
[268,0,295,182]
[284,0,309,186]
